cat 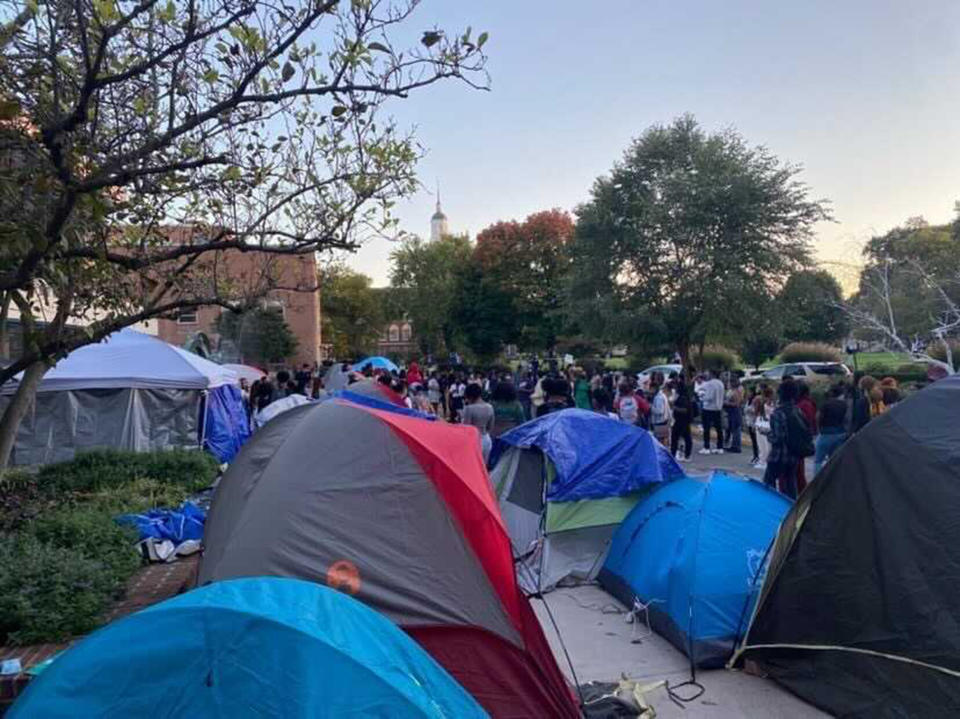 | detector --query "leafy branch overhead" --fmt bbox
[0,0,489,378]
